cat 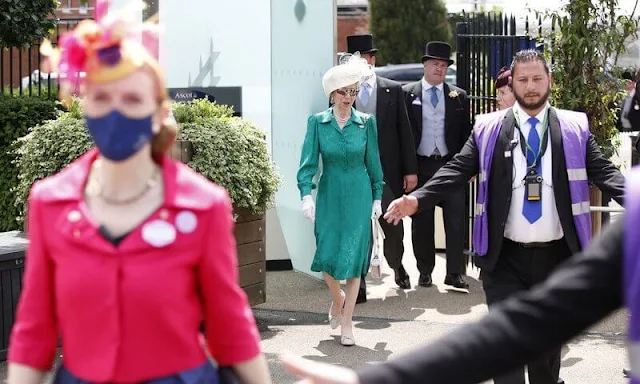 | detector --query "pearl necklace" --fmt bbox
[334,110,351,124]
